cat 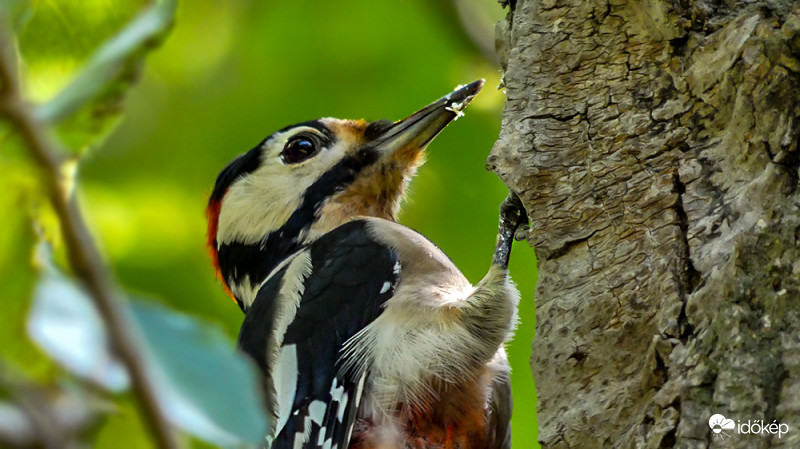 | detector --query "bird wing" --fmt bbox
[238,220,400,449]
